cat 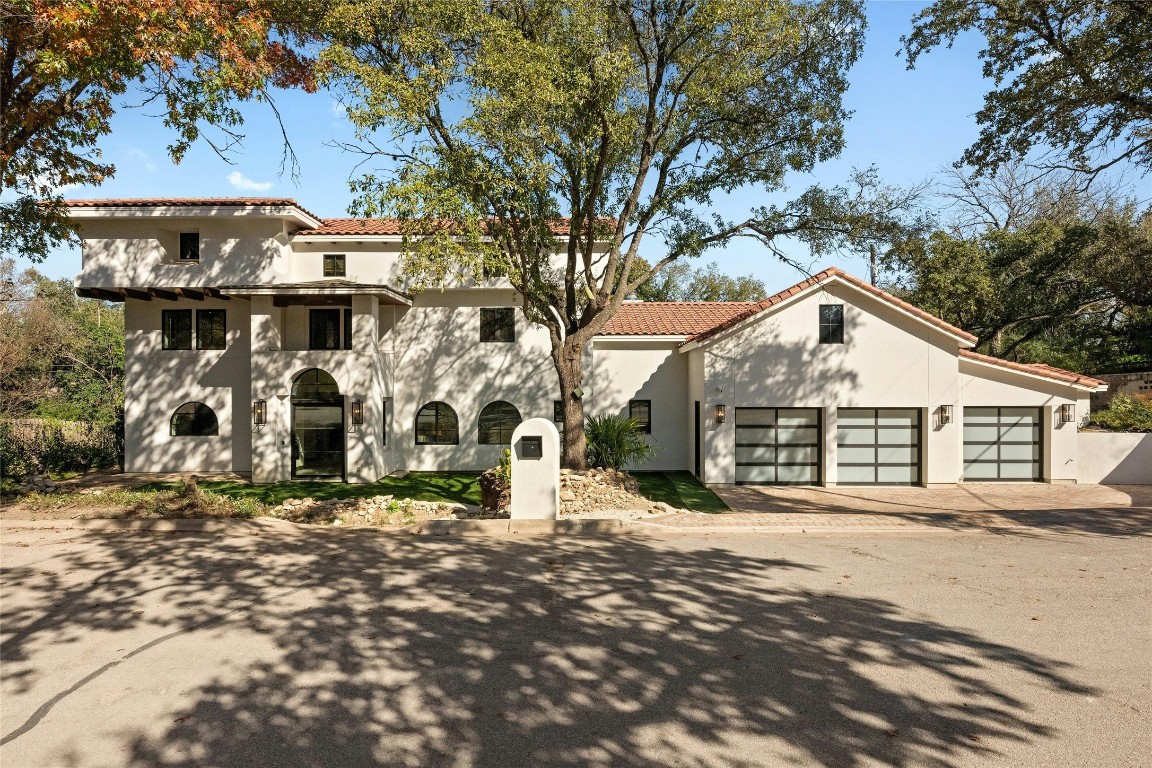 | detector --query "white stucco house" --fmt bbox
[69,197,1110,487]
